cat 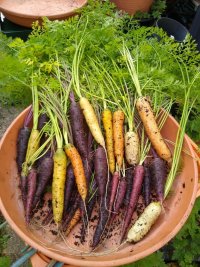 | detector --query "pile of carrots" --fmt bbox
[15,42,191,253]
